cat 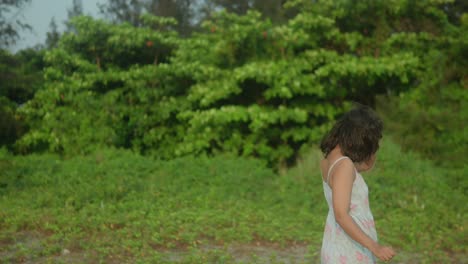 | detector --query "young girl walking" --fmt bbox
[320,105,396,263]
